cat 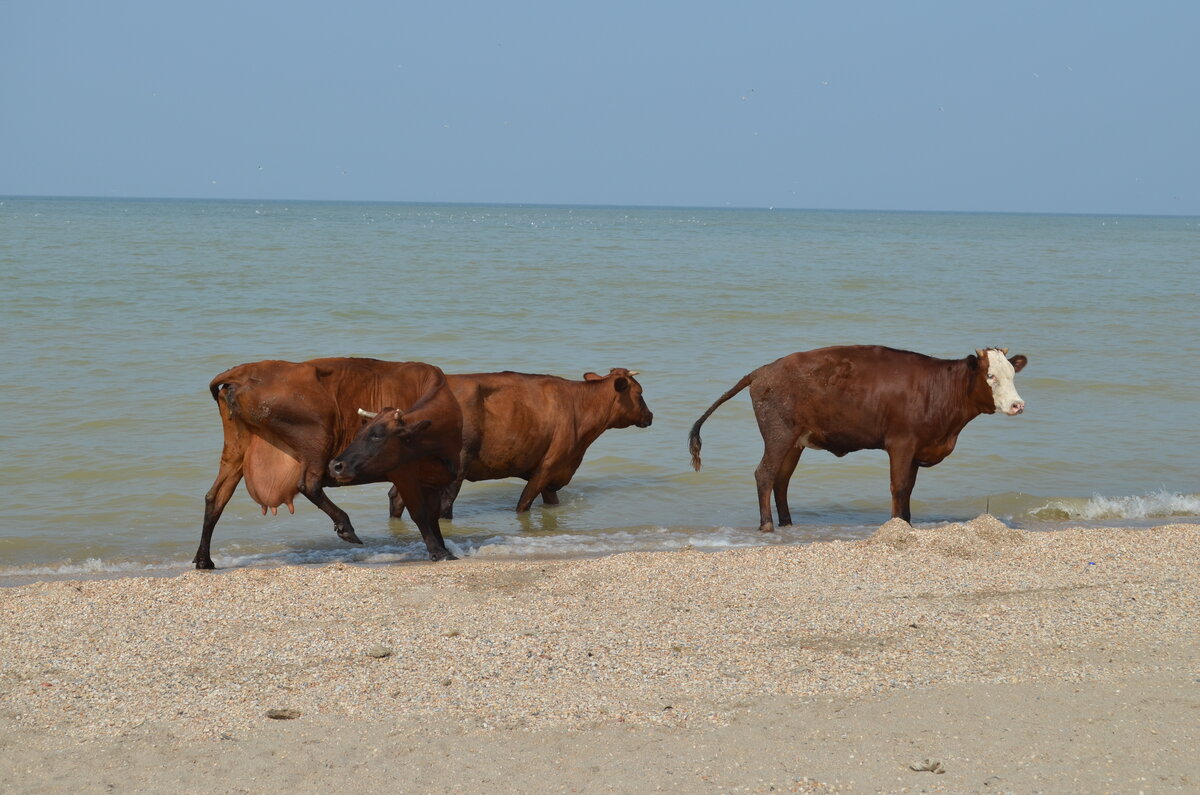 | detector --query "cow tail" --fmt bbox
[208,366,245,413]
[688,373,754,471]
